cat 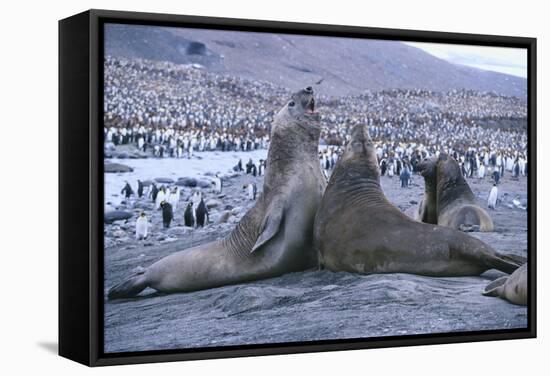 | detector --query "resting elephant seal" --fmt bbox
[313,124,521,277]
[108,87,326,299]
[416,156,438,224]
[483,263,528,306]
[436,154,494,232]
